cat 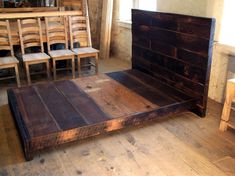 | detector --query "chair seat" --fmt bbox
[72,47,99,55]
[0,56,19,66]
[23,53,50,62]
[49,49,74,58]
